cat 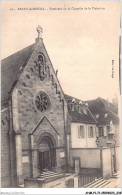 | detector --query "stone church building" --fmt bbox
[1,27,120,188]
